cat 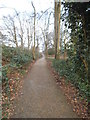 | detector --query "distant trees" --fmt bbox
[0,3,55,58]
[0,8,34,51]
[39,8,54,57]
[40,27,48,57]
[2,15,18,47]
